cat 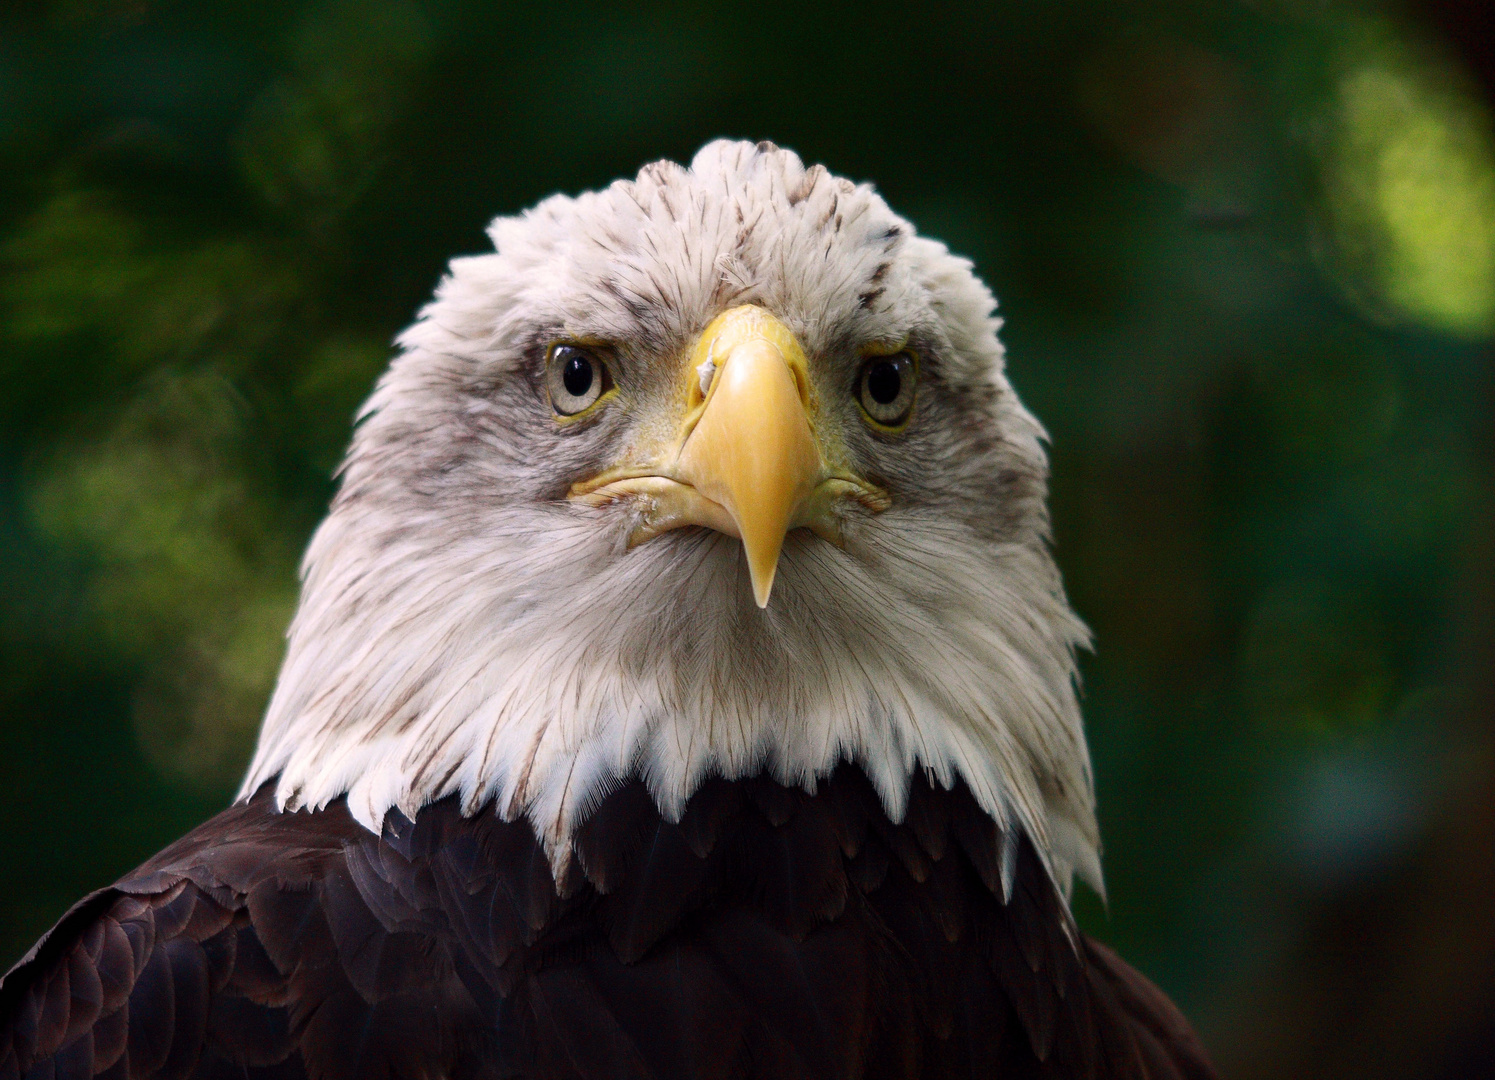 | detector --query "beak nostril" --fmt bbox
[695,358,716,397]
[790,364,812,409]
